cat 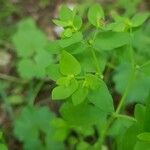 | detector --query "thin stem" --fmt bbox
[90,48,101,75]
[116,114,137,122]
[0,73,27,84]
[97,115,115,150]
[97,27,136,149]
[116,69,135,114]
[116,27,135,114]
